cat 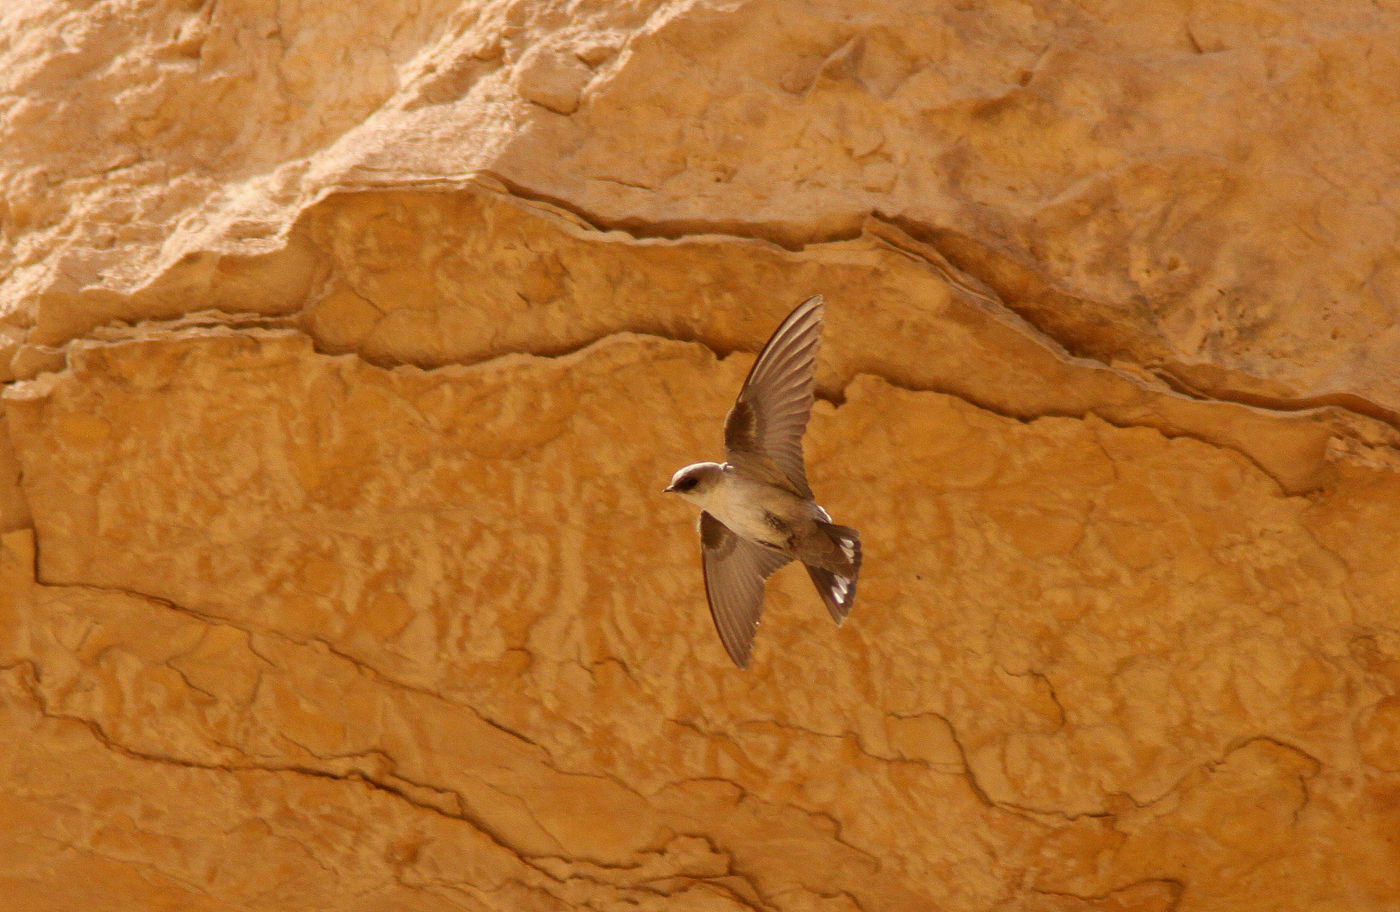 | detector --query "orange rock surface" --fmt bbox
[3,0,1399,909]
